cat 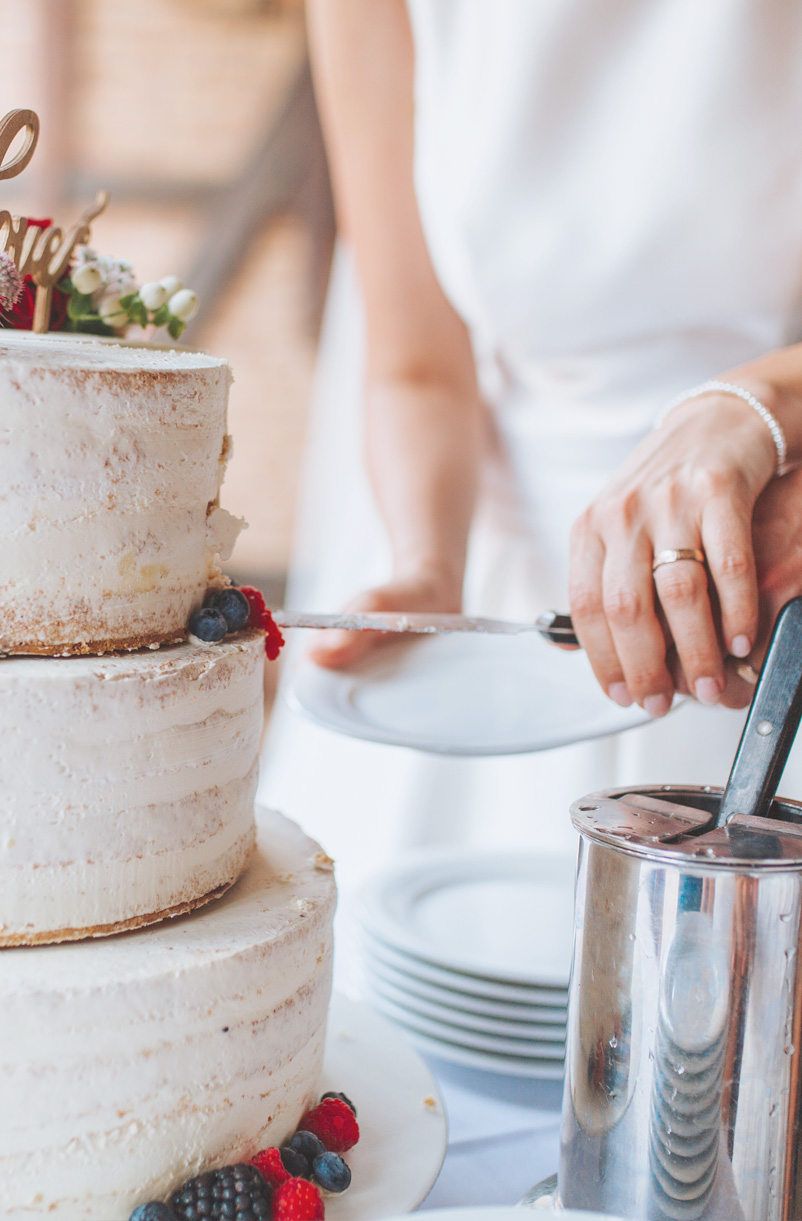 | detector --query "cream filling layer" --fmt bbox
[0,811,337,1219]
[0,632,264,937]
